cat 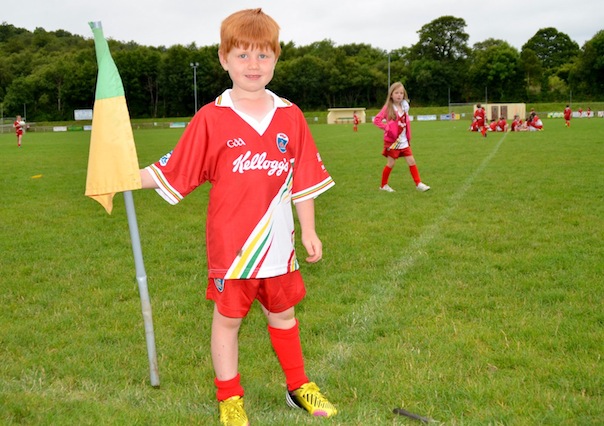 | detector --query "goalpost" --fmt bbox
[448,102,476,119]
